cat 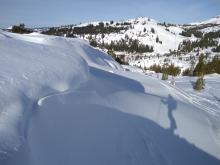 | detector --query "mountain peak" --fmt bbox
[213,15,220,19]
[190,15,220,25]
